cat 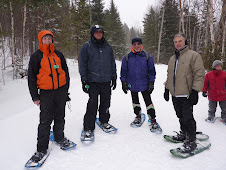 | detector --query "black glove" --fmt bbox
[82,81,89,93]
[111,79,117,90]
[189,89,199,105]
[202,91,207,97]
[164,88,169,101]
[148,82,154,94]
[122,82,128,94]
[66,92,71,101]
